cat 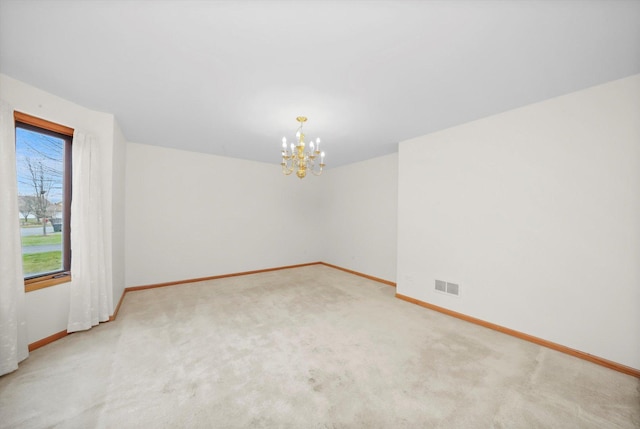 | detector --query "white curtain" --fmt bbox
[67,131,112,332]
[0,100,29,376]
